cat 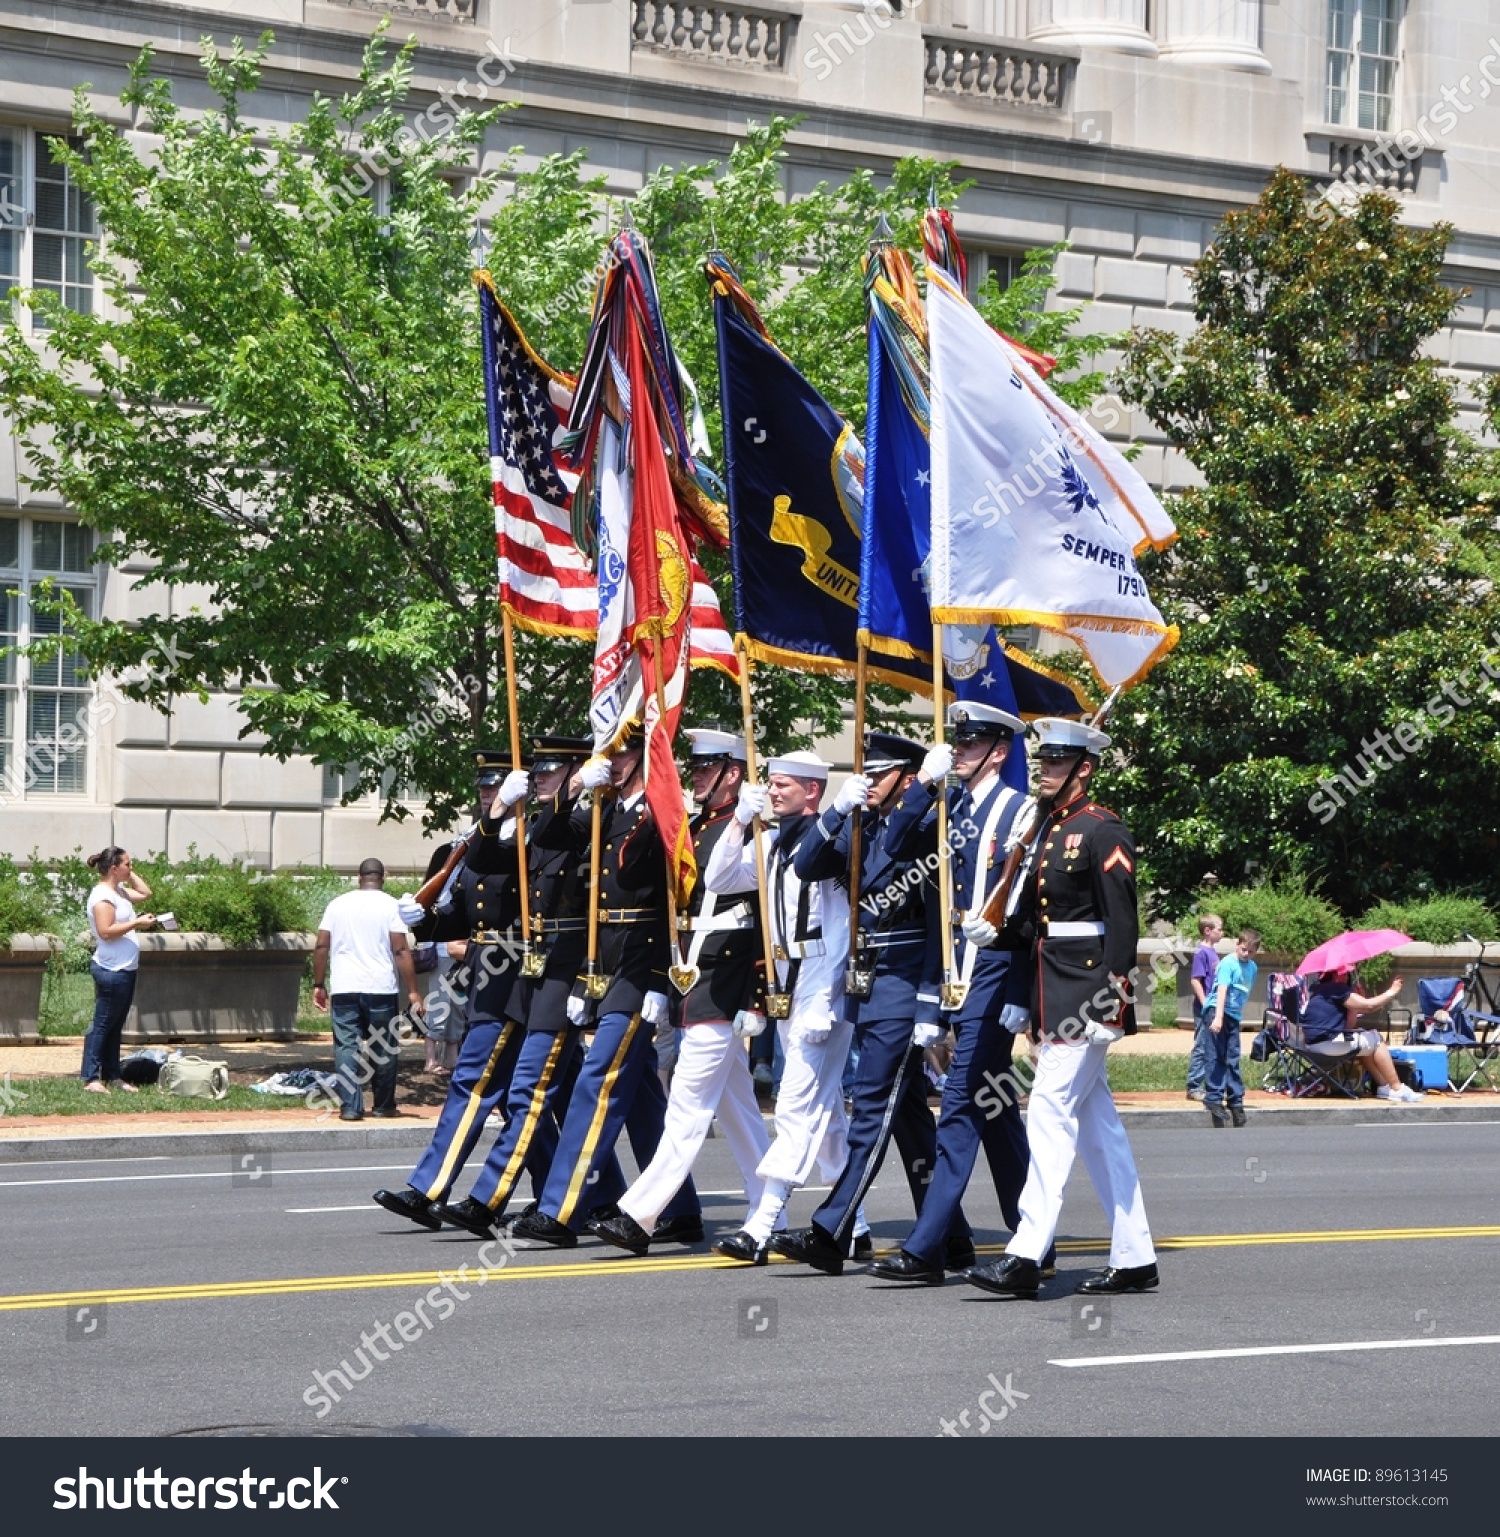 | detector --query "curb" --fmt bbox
[3,1098,1498,1162]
